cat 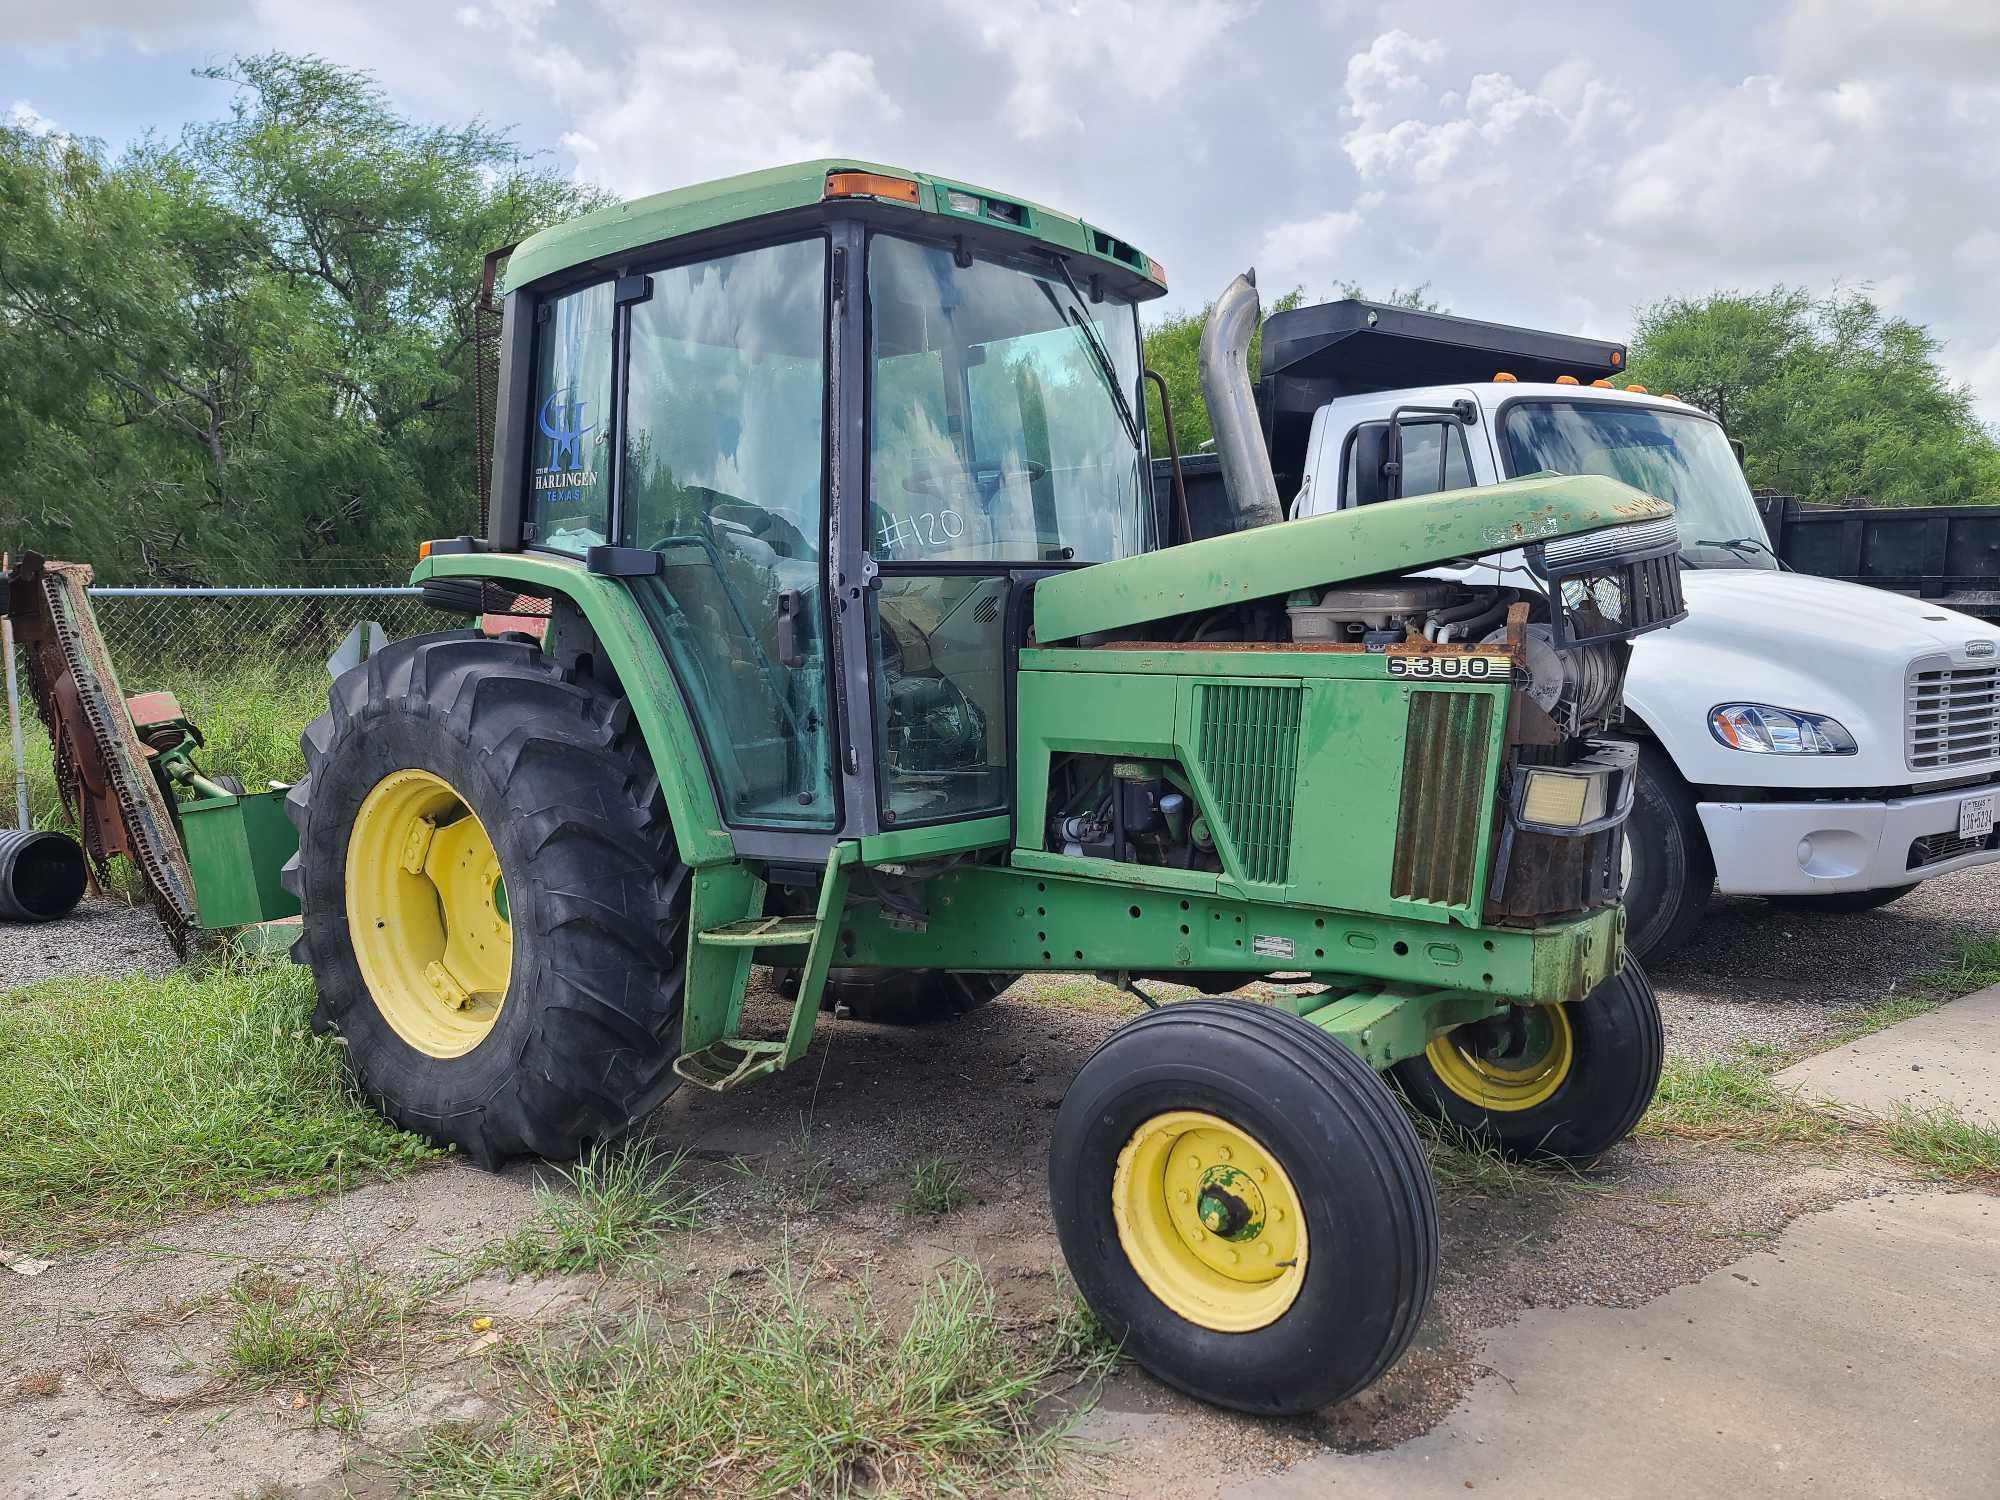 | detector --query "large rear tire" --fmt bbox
[284,631,689,1167]
[1050,1000,1438,1415]
[1390,954,1663,1165]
